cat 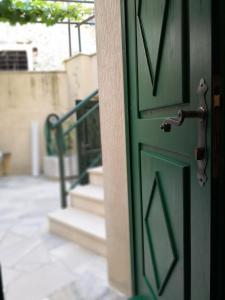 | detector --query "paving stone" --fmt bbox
[0,176,126,300]
[50,243,100,273]
[0,232,24,249]
[1,267,23,290]
[6,263,75,300]
[44,271,127,300]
